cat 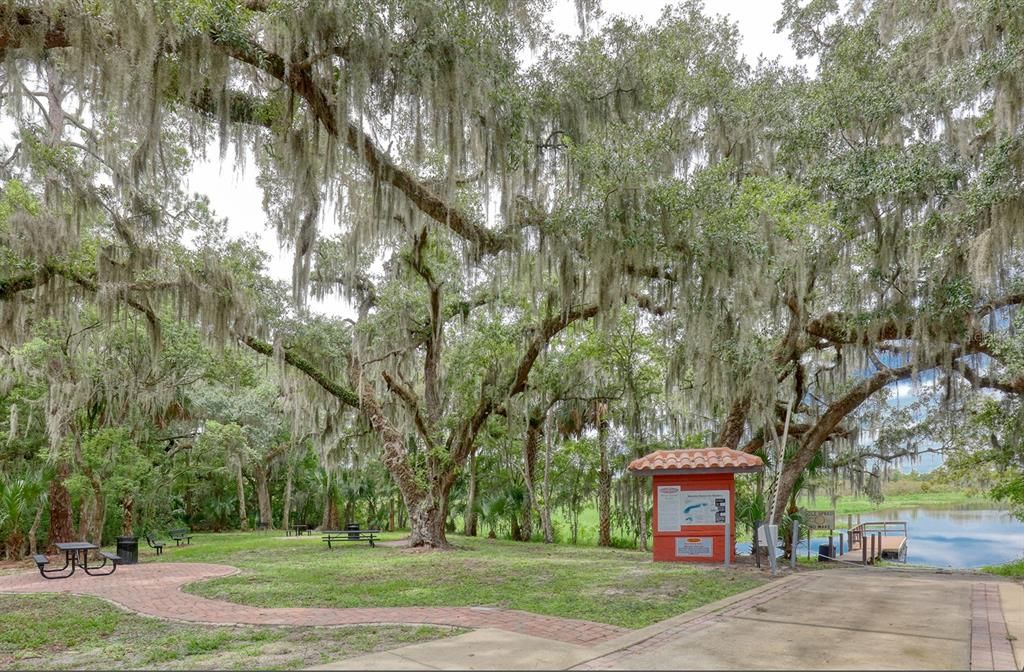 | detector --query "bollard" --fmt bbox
[839,533,844,557]
[870,533,876,564]
[862,535,868,564]
[753,521,761,569]
[790,522,799,569]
